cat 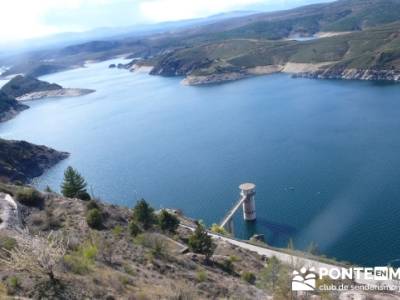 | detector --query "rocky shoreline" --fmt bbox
[0,138,69,183]
[293,67,400,82]
[0,105,28,122]
[181,64,400,86]
[16,88,95,101]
